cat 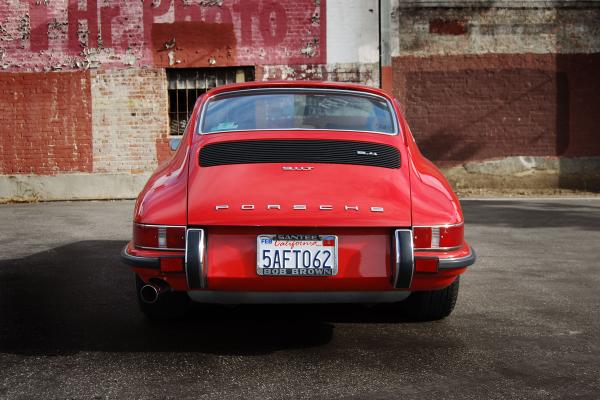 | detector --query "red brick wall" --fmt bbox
[393,53,600,167]
[0,72,92,174]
